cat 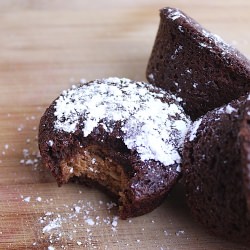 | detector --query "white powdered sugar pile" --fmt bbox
[54,77,191,166]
